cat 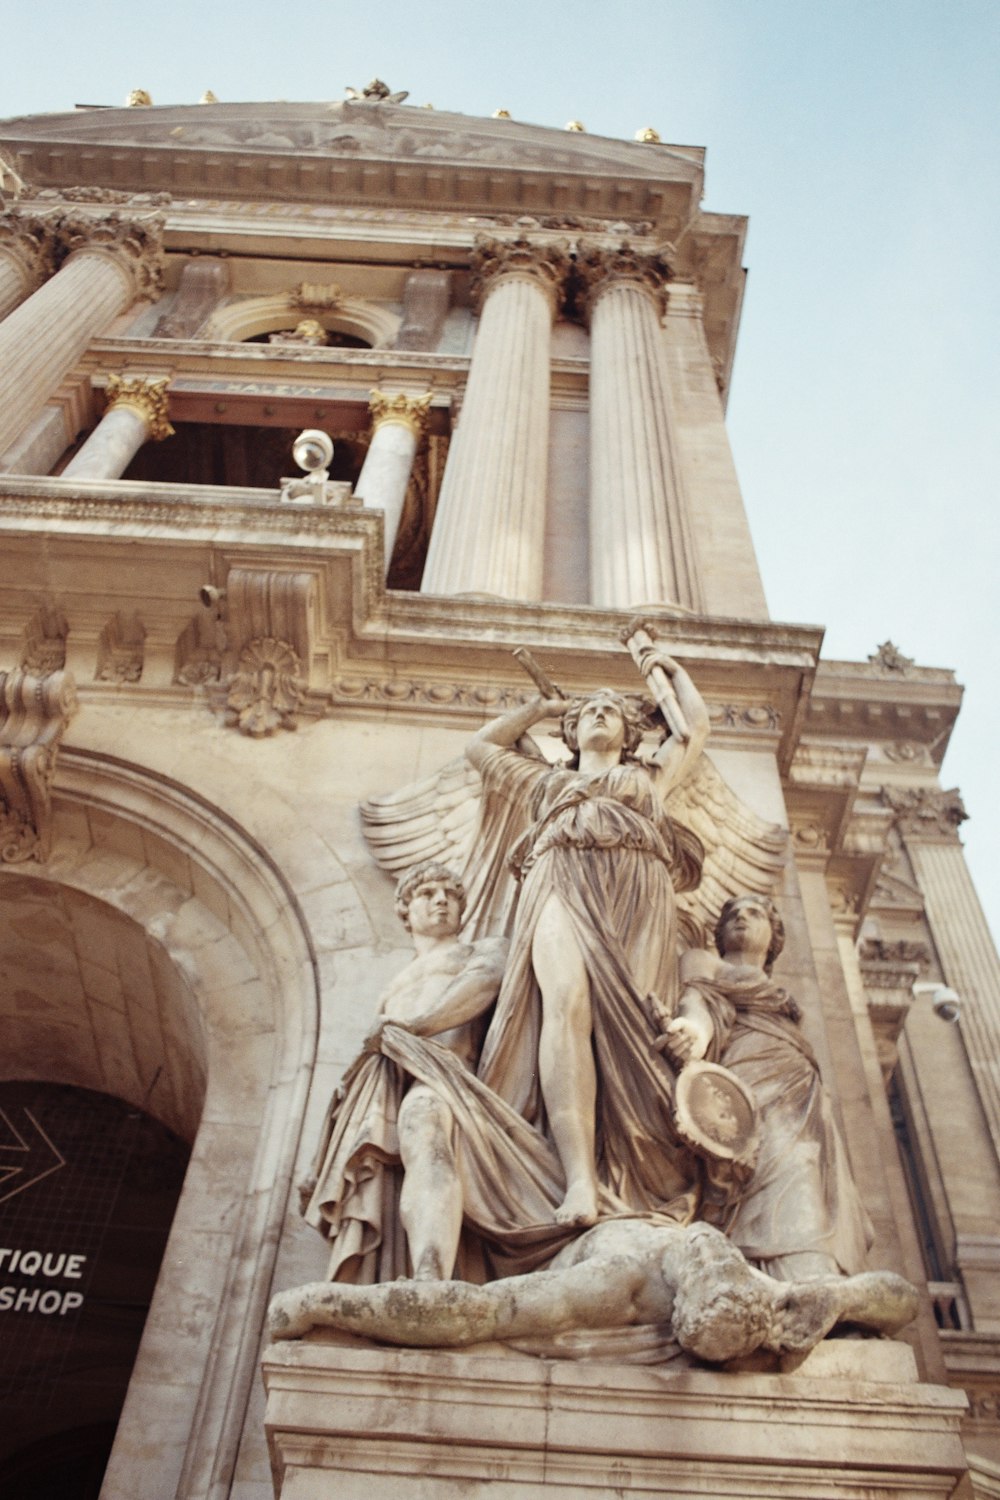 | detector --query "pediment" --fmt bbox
[0,100,703,187]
